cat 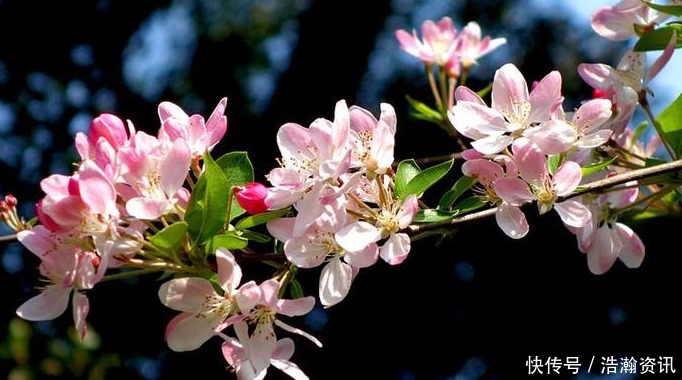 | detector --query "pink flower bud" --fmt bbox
[4,194,17,208]
[89,113,127,149]
[235,182,269,215]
